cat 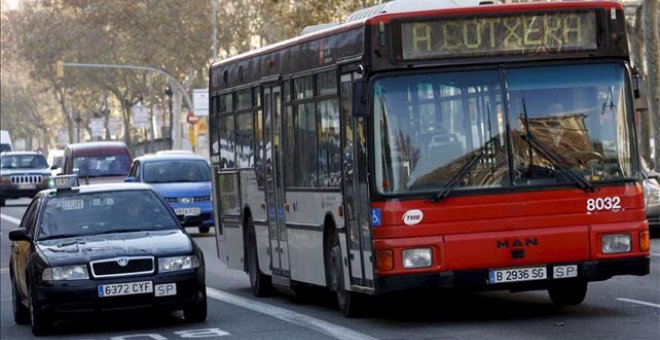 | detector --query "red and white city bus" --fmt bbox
[209,0,650,317]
